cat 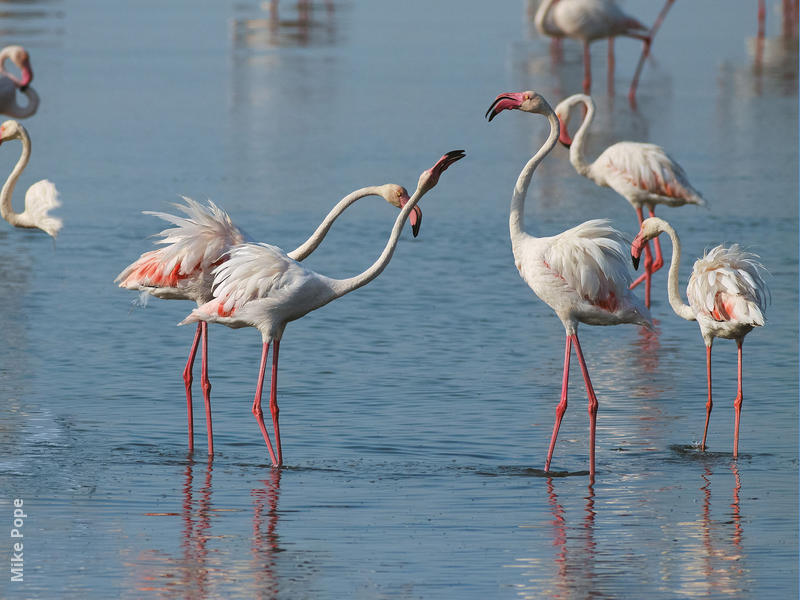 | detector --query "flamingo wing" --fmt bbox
[553,0,646,39]
[23,179,61,238]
